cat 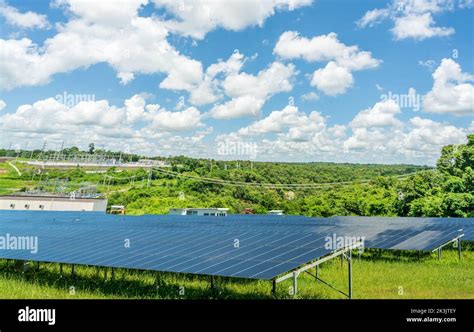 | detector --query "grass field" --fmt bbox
[1,248,472,299]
